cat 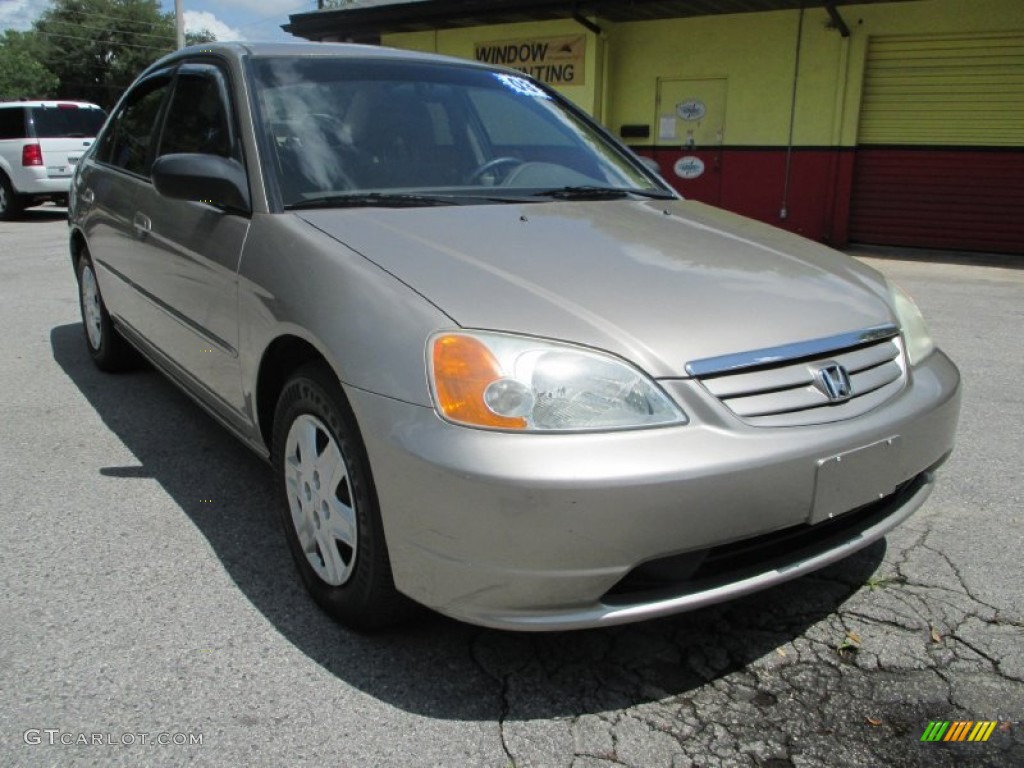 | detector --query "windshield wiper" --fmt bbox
[530,186,676,201]
[286,192,462,210]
